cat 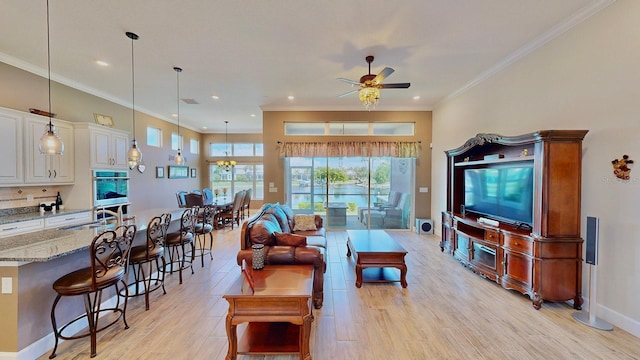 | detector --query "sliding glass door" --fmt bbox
[286,157,414,230]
